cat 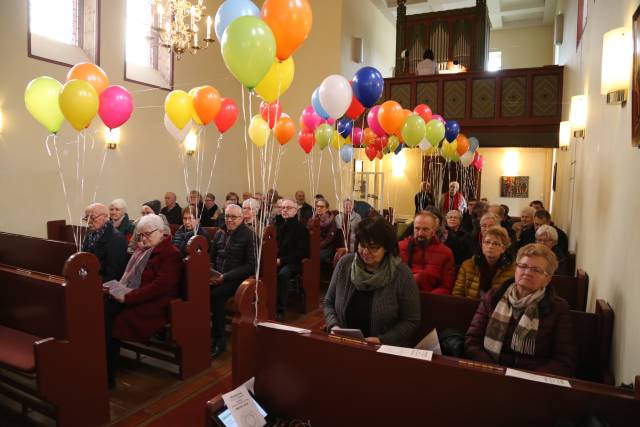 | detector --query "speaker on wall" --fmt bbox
[352,37,363,63]
[554,13,564,46]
